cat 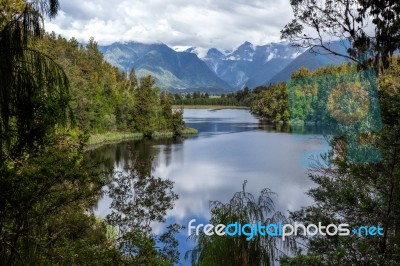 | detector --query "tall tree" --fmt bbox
[358,1,400,71]
[0,0,70,162]
[0,2,112,265]
[187,181,296,266]
[281,0,400,73]
[128,68,138,91]
[281,58,400,265]
[132,75,158,137]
